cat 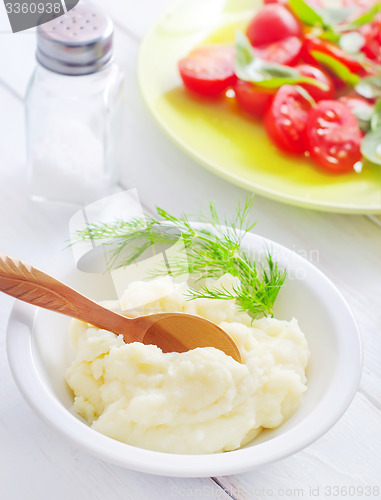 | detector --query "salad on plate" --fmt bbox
[178,0,381,174]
